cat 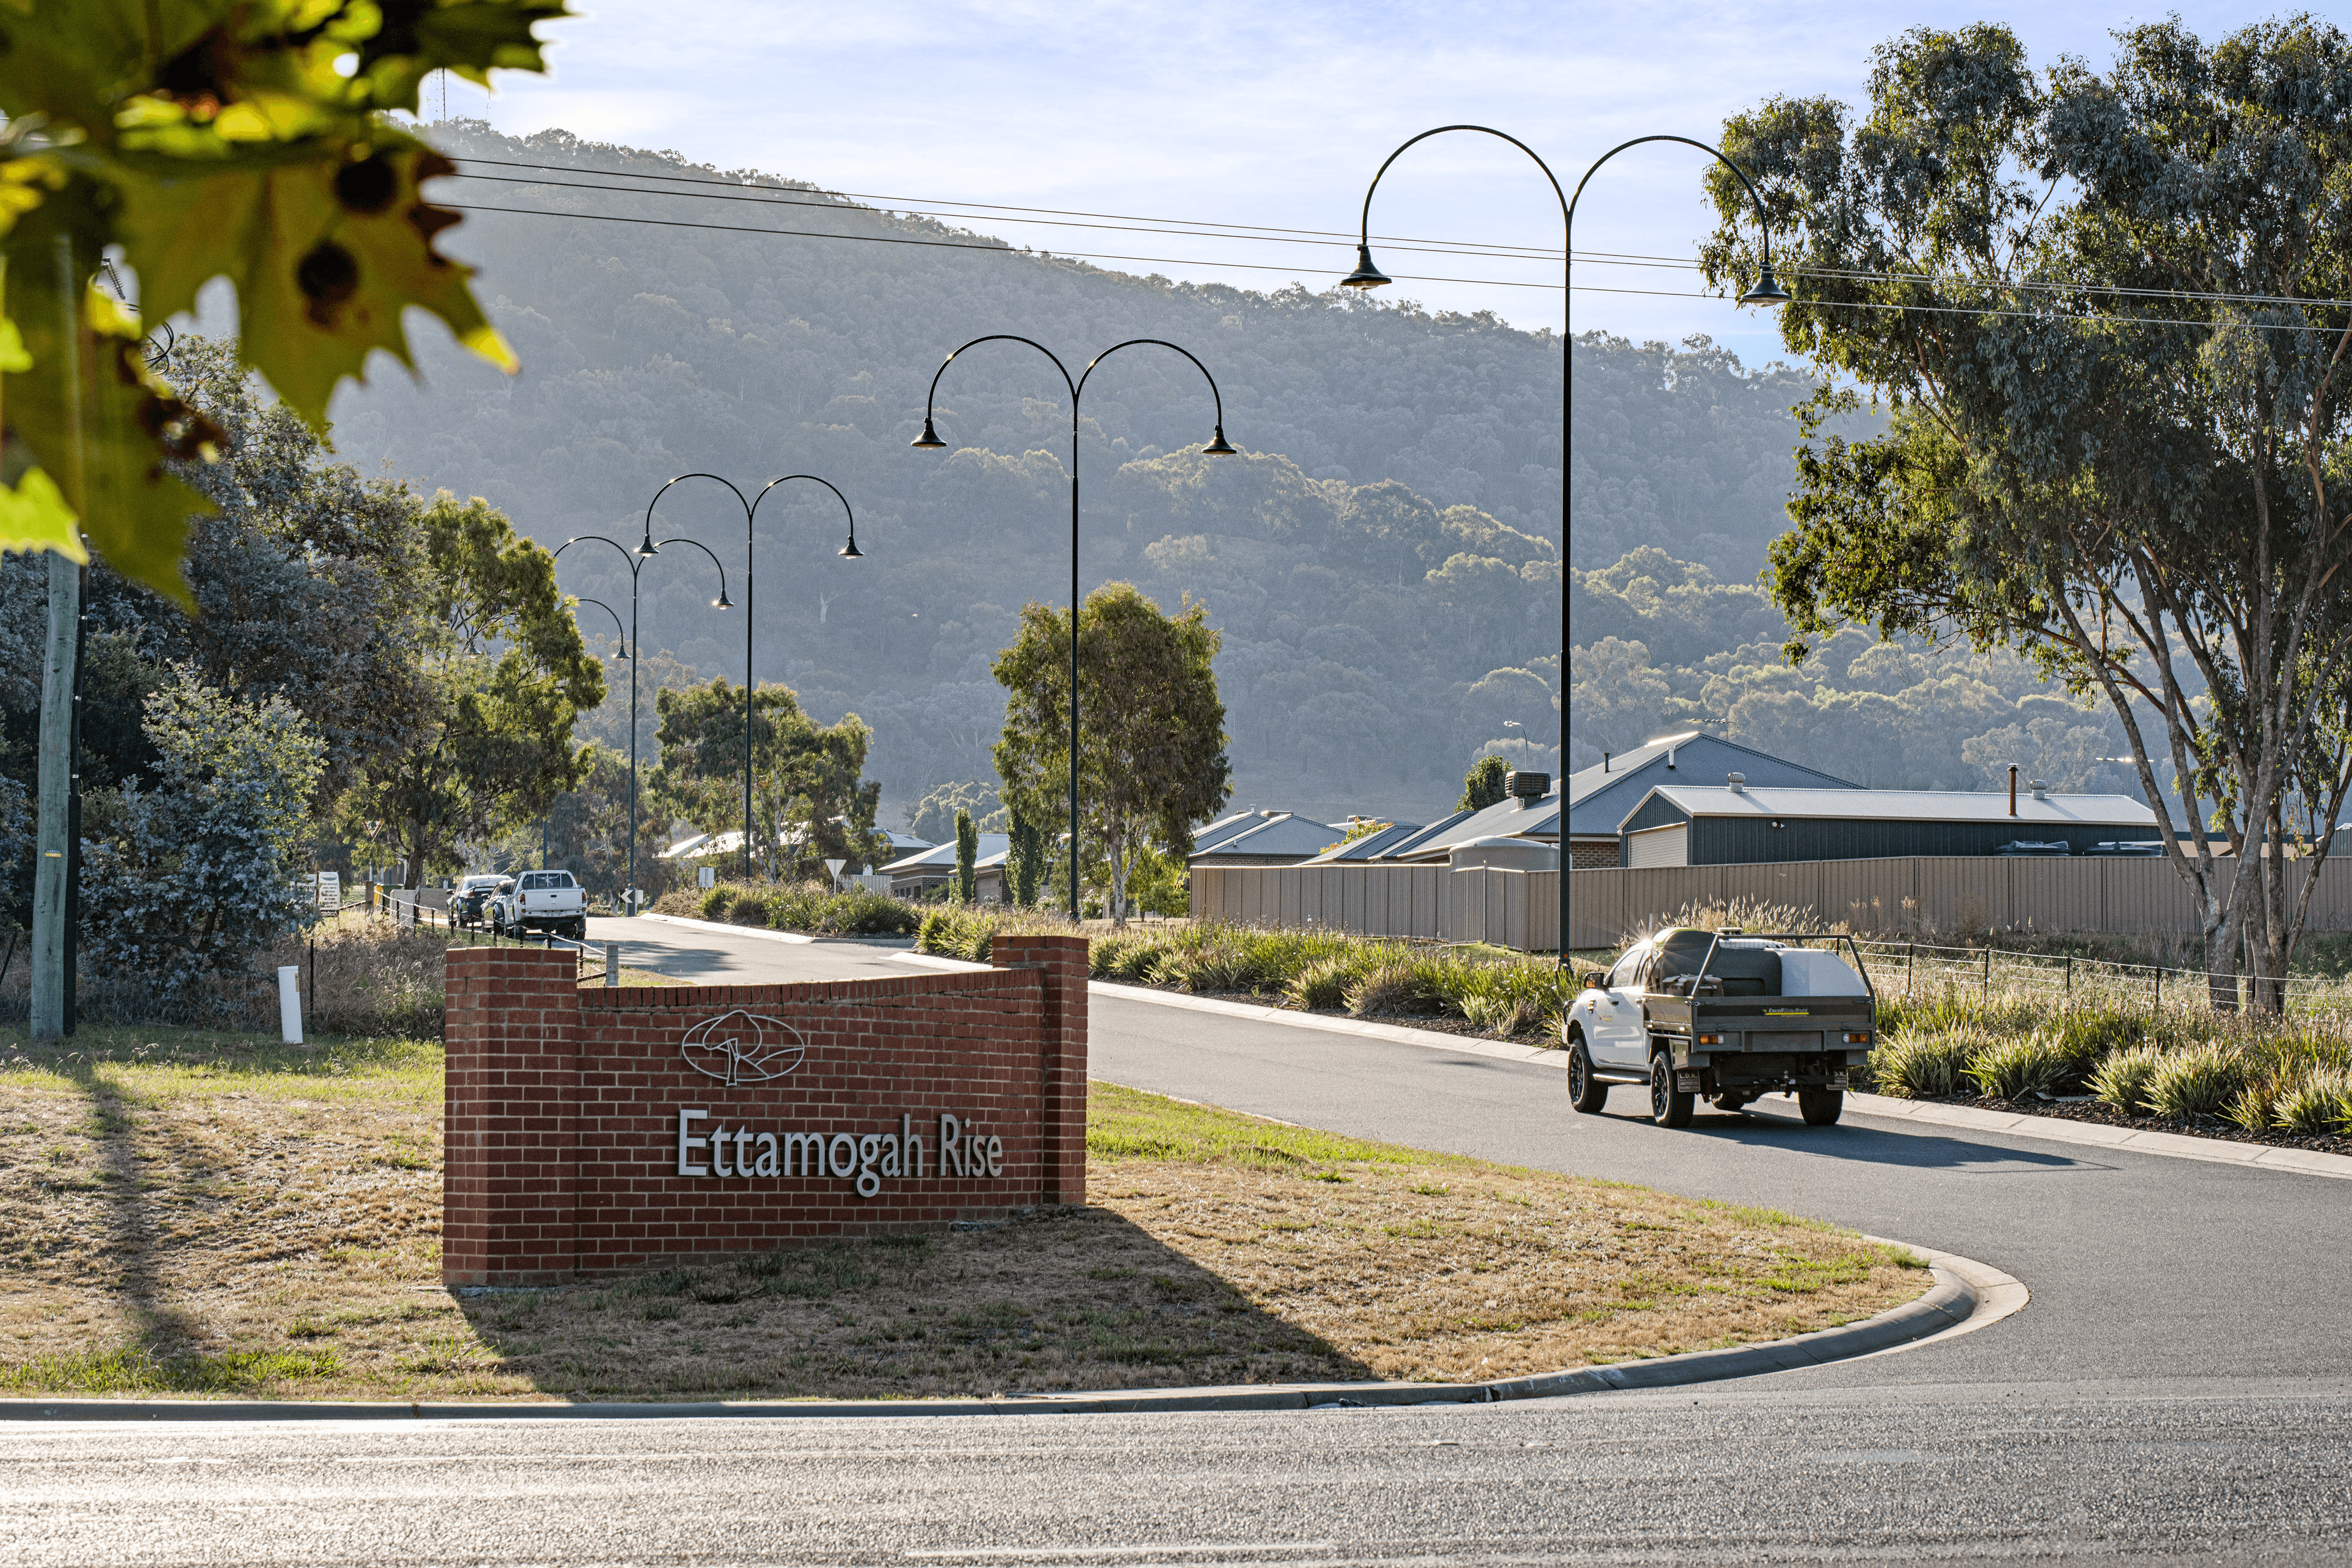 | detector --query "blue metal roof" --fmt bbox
[1566,732,1856,837]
